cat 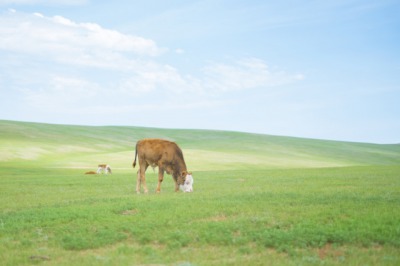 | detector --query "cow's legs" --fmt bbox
[156,167,165,193]
[136,162,149,194]
[141,167,149,193]
[173,176,179,192]
[136,170,141,194]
